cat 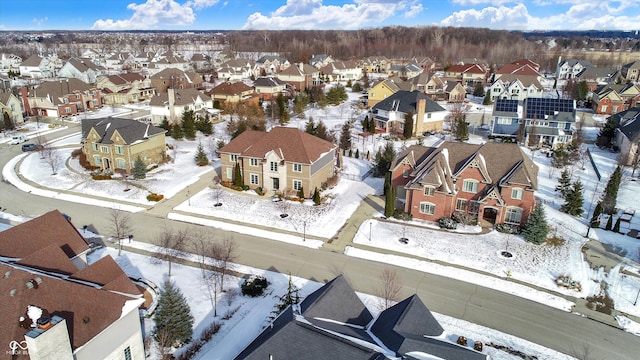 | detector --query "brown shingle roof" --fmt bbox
[70,256,141,296]
[16,244,79,275]
[219,127,337,164]
[208,81,253,96]
[107,73,145,85]
[149,88,211,107]
[0,210,89,259]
